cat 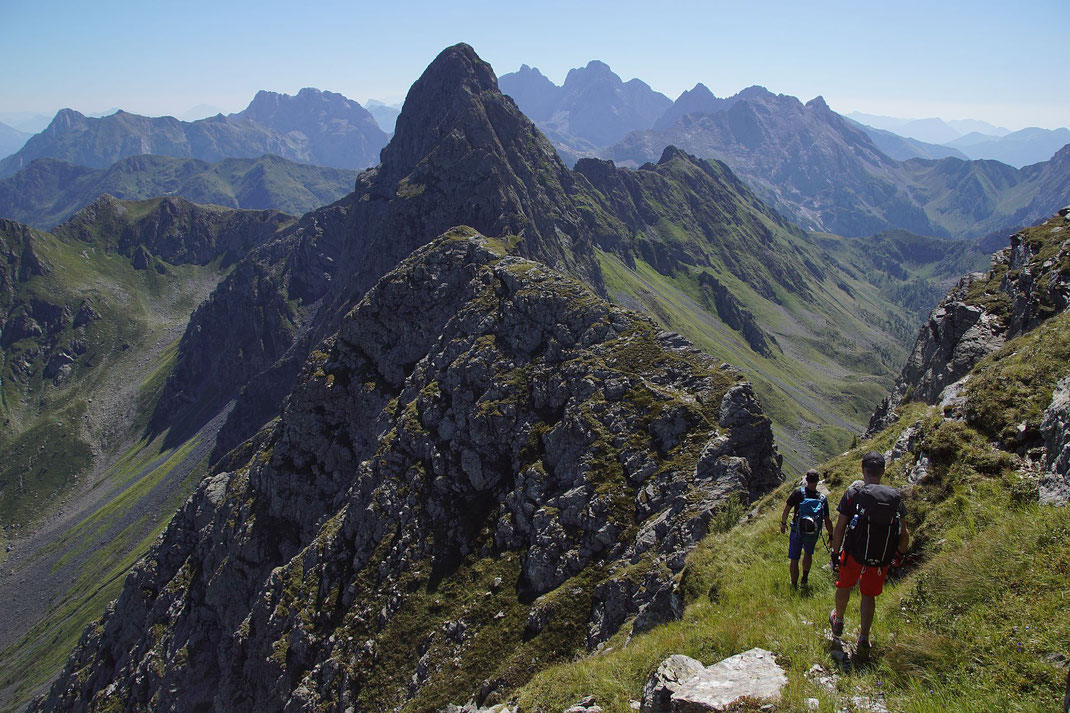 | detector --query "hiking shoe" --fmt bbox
[856,636,871,658]
[829,610,844,637]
